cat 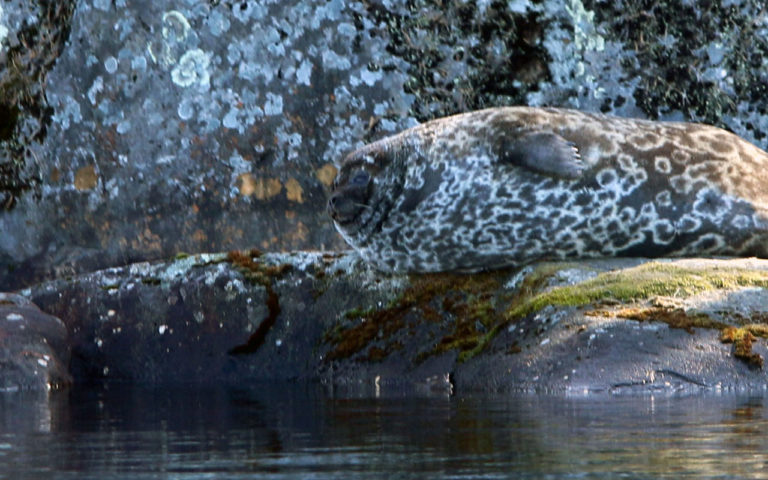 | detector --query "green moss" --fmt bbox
[507,262,768,320]
[327,259,768,366]
[463,261,768,362]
